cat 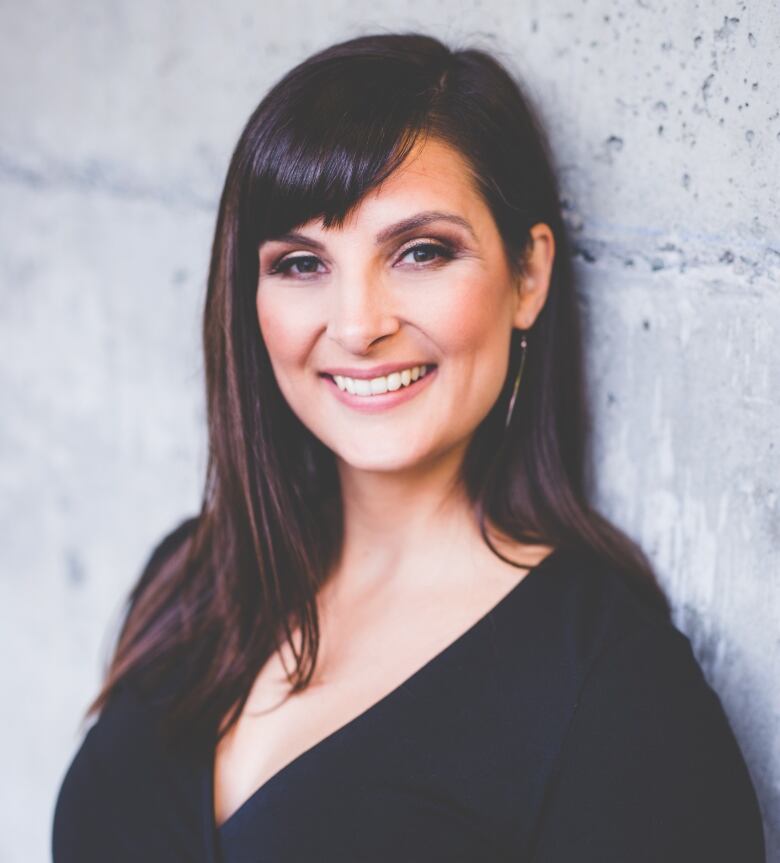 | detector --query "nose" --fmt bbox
[325,270,401,354]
